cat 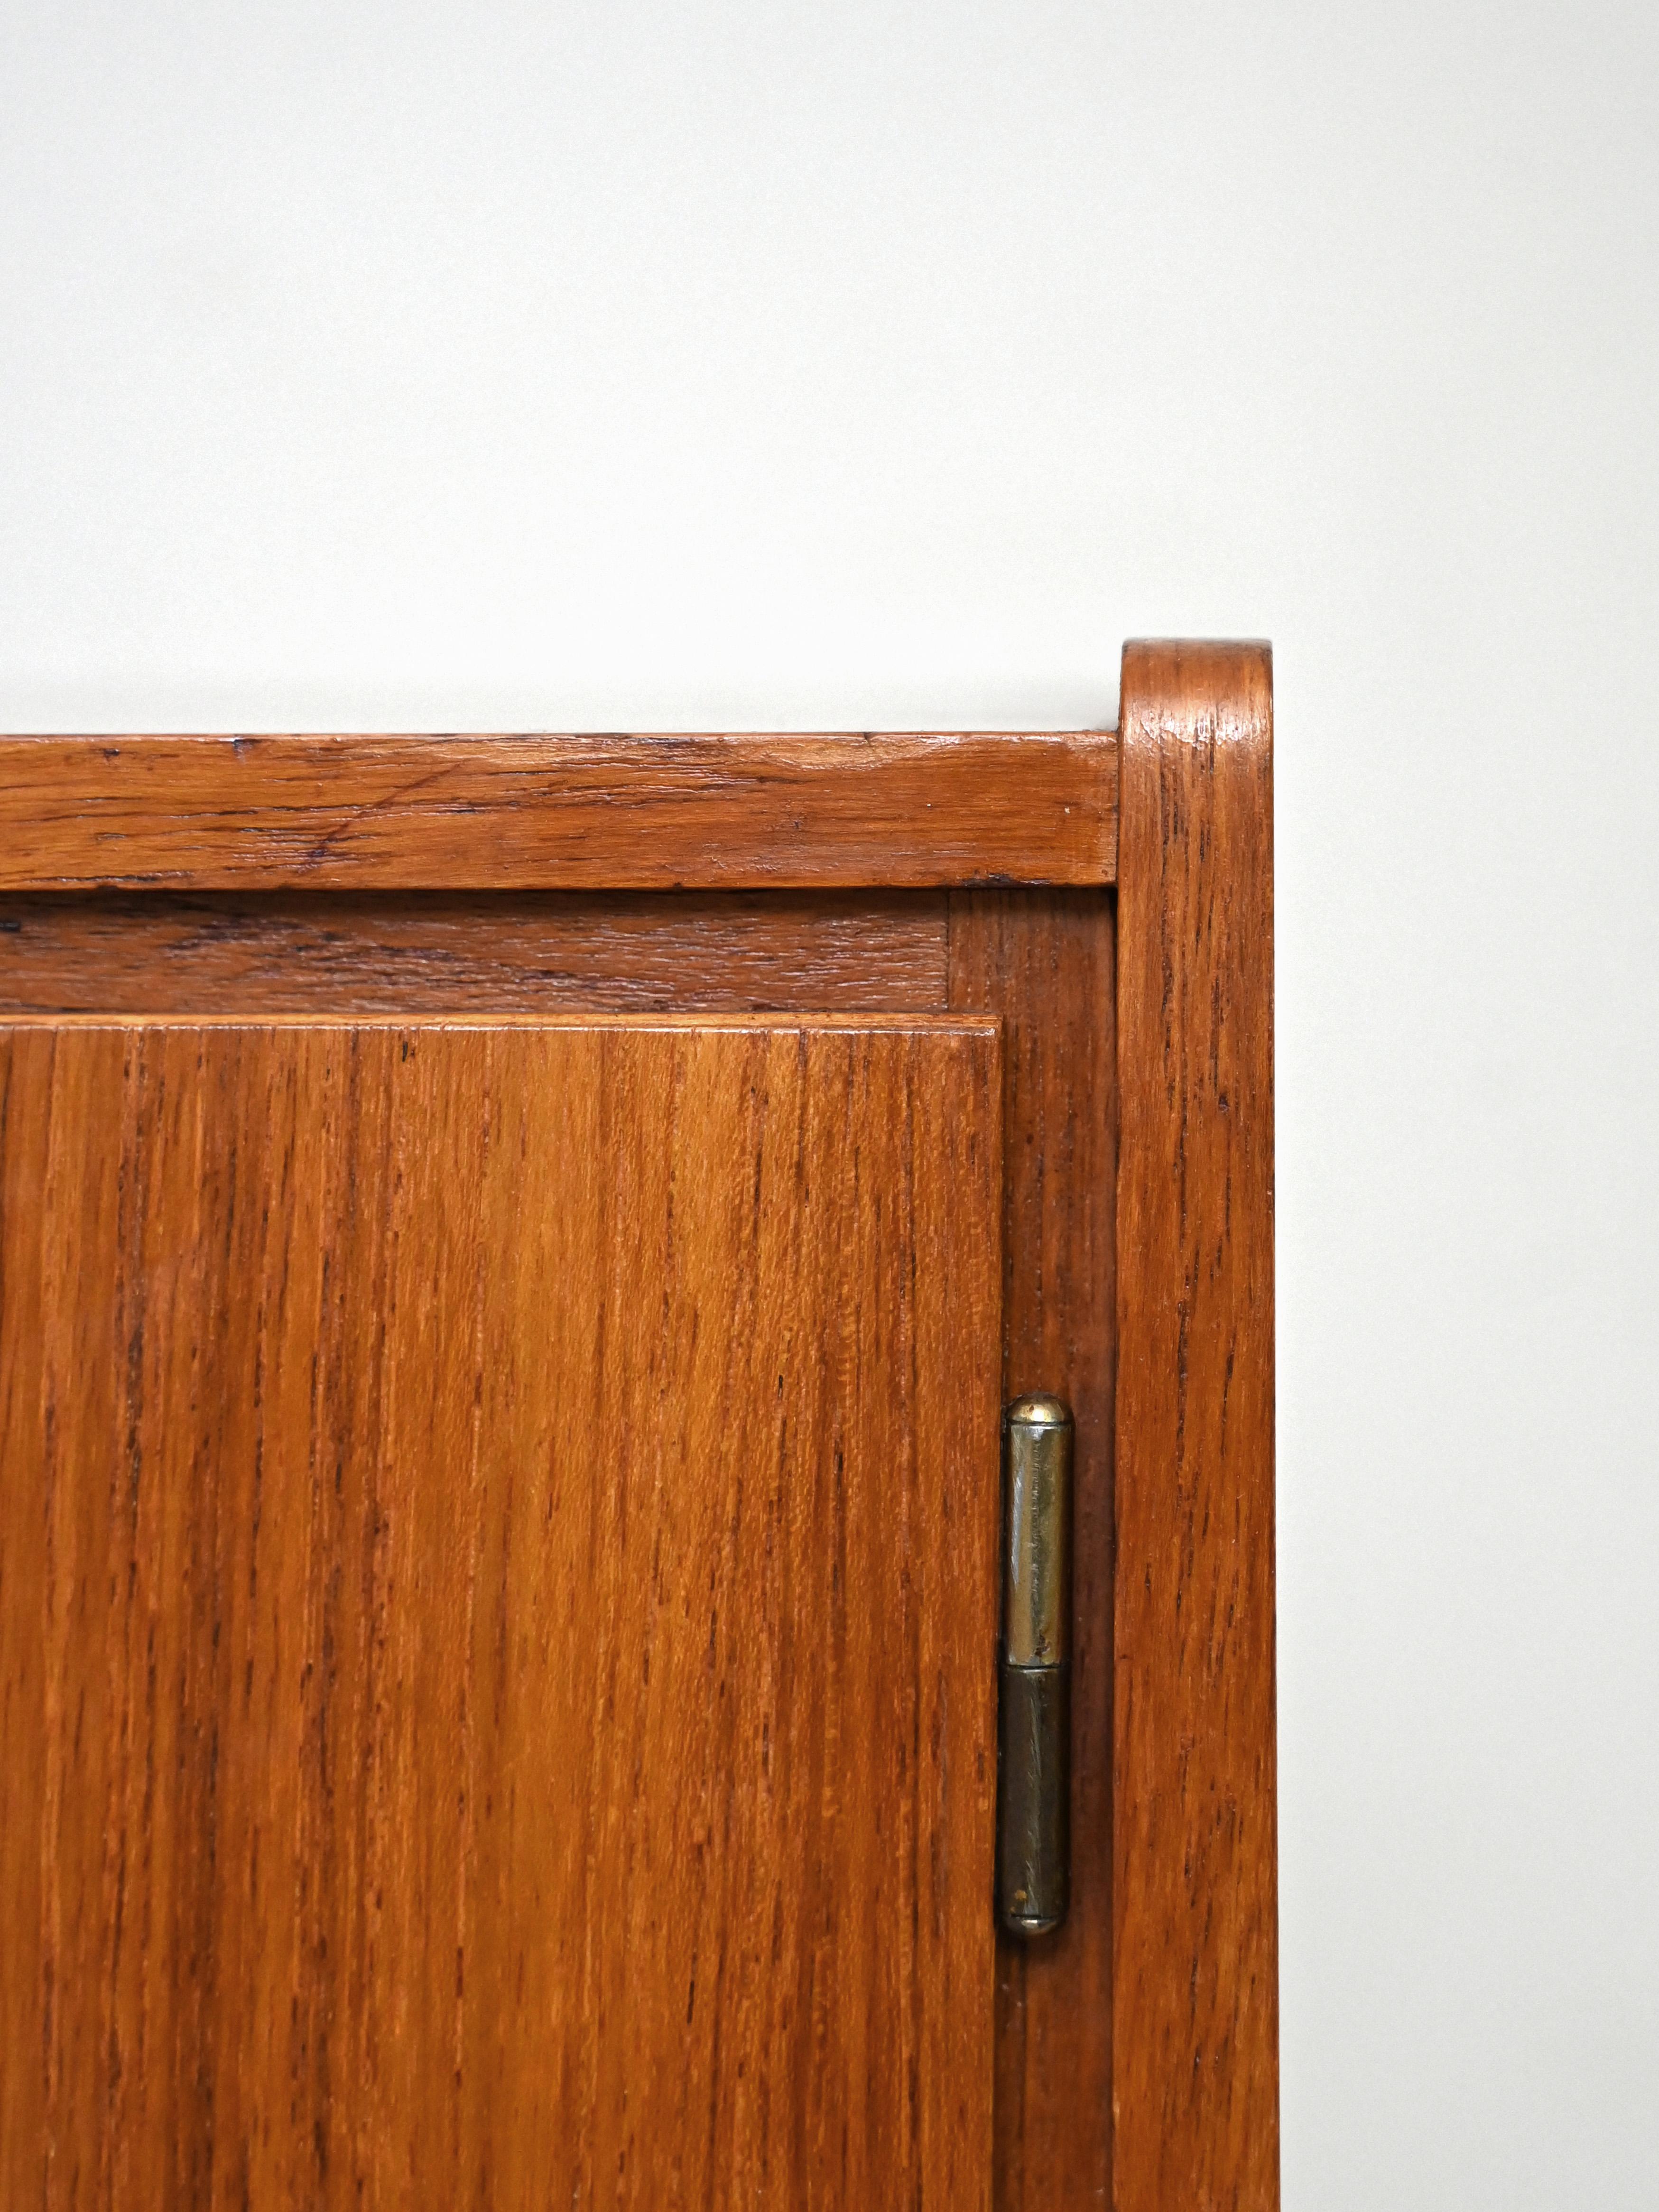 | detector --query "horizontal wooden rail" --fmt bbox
[0,731,1116,891]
